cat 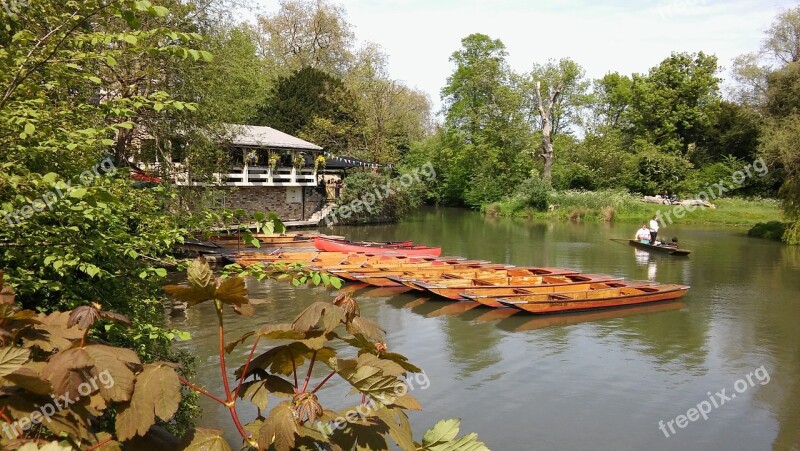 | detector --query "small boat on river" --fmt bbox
[627,239,691,256]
